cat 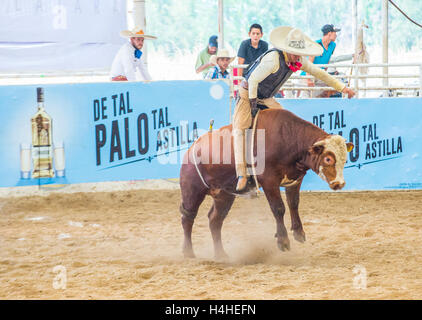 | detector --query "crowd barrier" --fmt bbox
[0,80,421,191]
